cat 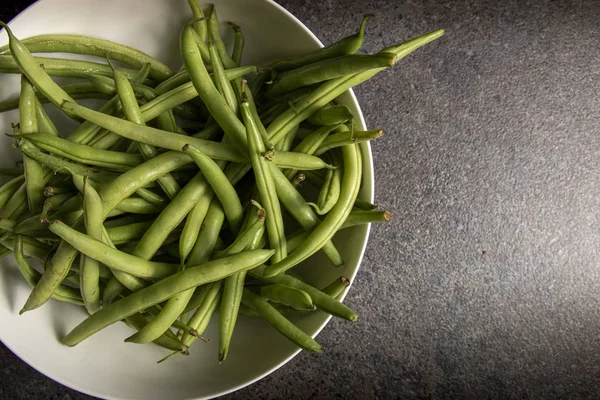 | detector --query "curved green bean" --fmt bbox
[259,284,315,311]
[62,249,274,346]
[306,104,353,126]
[314,129,383,156]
